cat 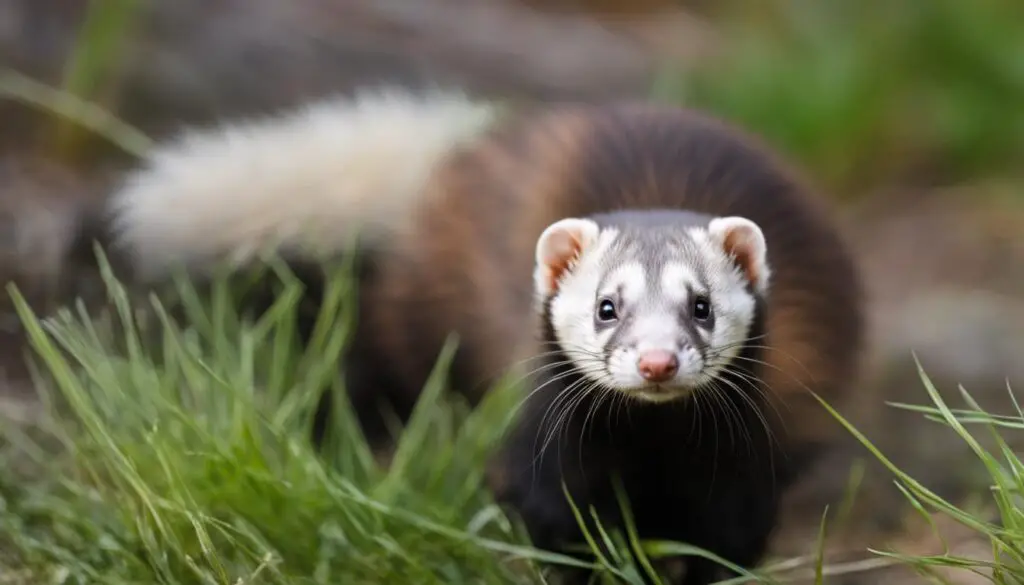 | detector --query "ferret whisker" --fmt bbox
[510,358,607,413]
[720,365,788,427]
[709,370,782,483]
[533,375,593,471]
[502,348,606,380]
[712,374,763,455]
[706,357,790,420]
[533,365,610,468]
[709,351,819,422]
[547,378,600,470]
[704,382,743,453]
[717,341,816,383]
[579,381,615,442]
[531,365,605,428]
[689,383,704,445]
[513,366,581,417]
[530,370,597,462]
[575,381,612,465]
[480,346,607,391]
[605,385,625,434]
